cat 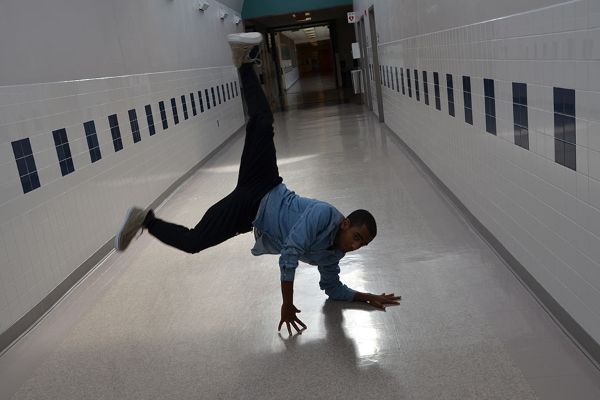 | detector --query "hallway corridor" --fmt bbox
[1,104,599,399]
